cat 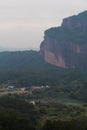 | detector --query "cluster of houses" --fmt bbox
[31,85,50,92]
[0,85,50,93]
[0,85,50,105]
[0,85,26,91]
